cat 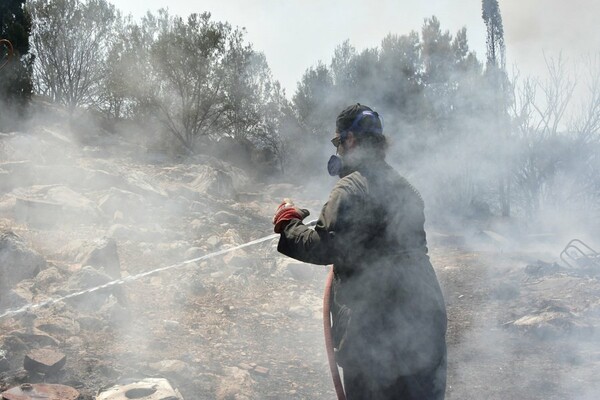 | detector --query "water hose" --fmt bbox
[323,266,347,400]
[0,230,281,320]
[0,39,14,71]
[0,218,347,398]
